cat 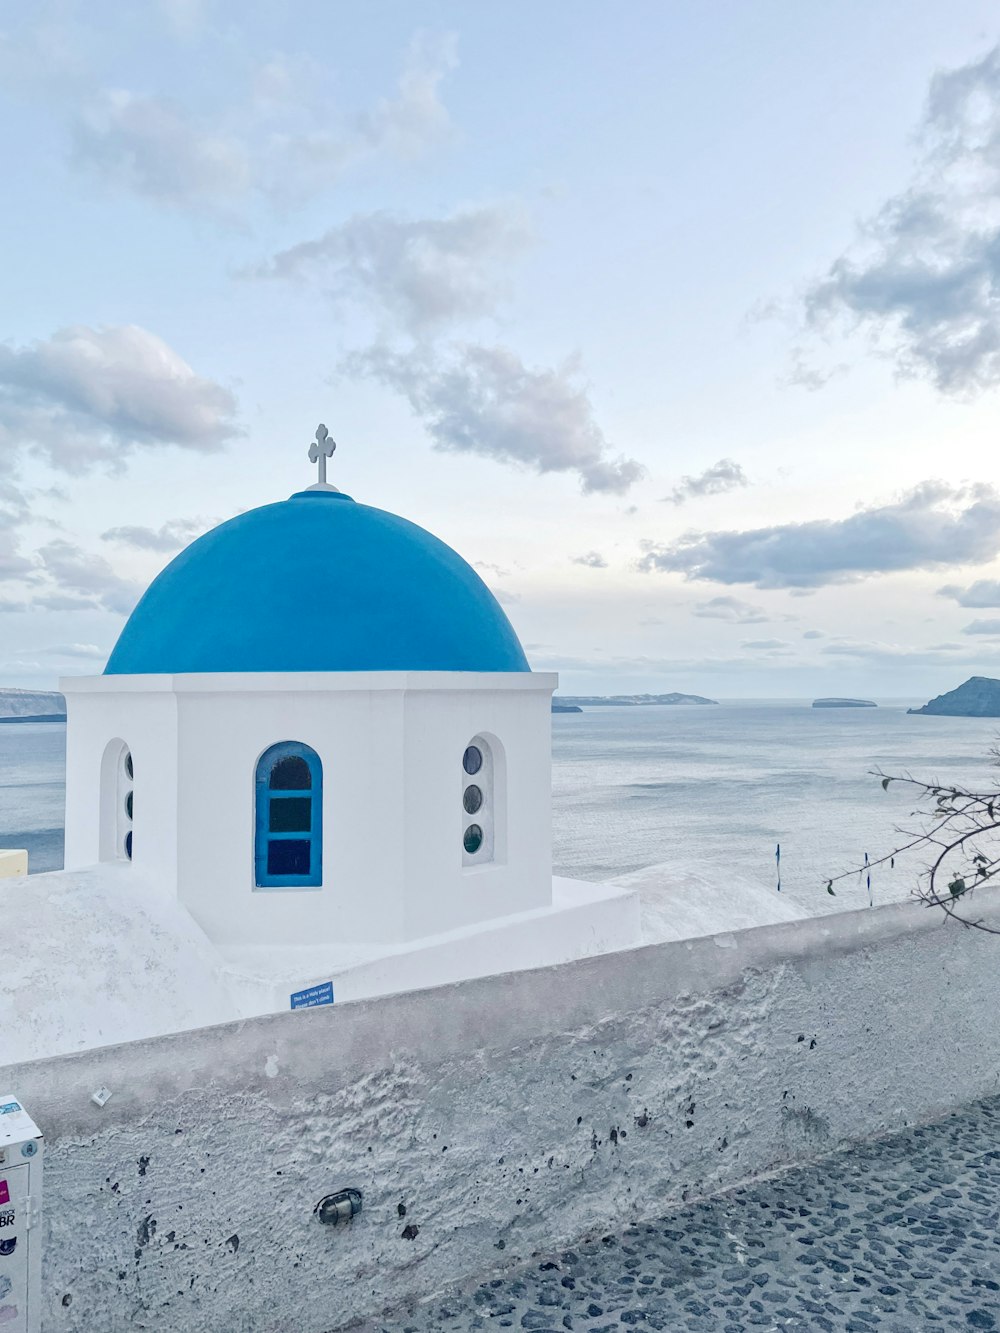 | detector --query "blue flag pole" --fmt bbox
[776,842,781,893]
[865,851,872,907]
